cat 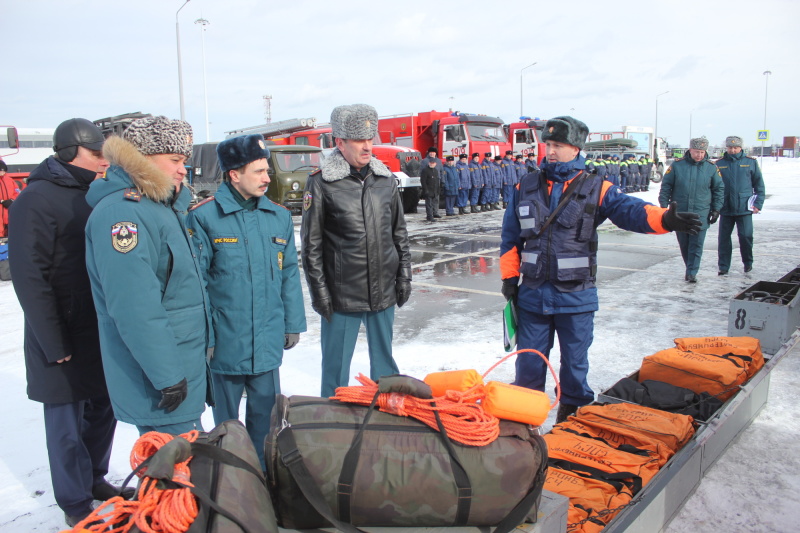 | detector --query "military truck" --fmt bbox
[188,142,321,213]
